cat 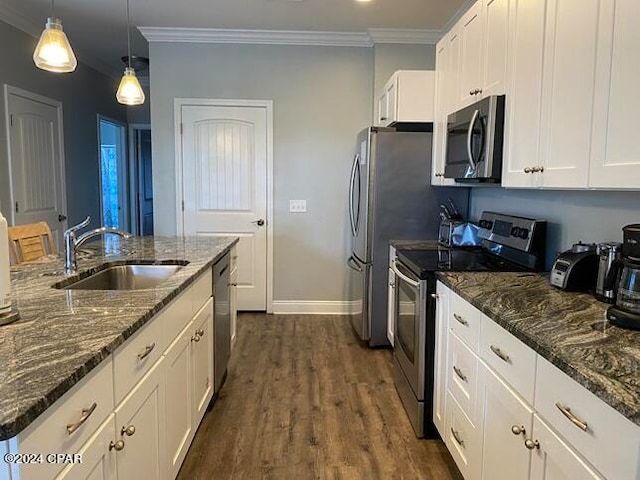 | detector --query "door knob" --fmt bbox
[58,214,68,222]
[252,219,265,227]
